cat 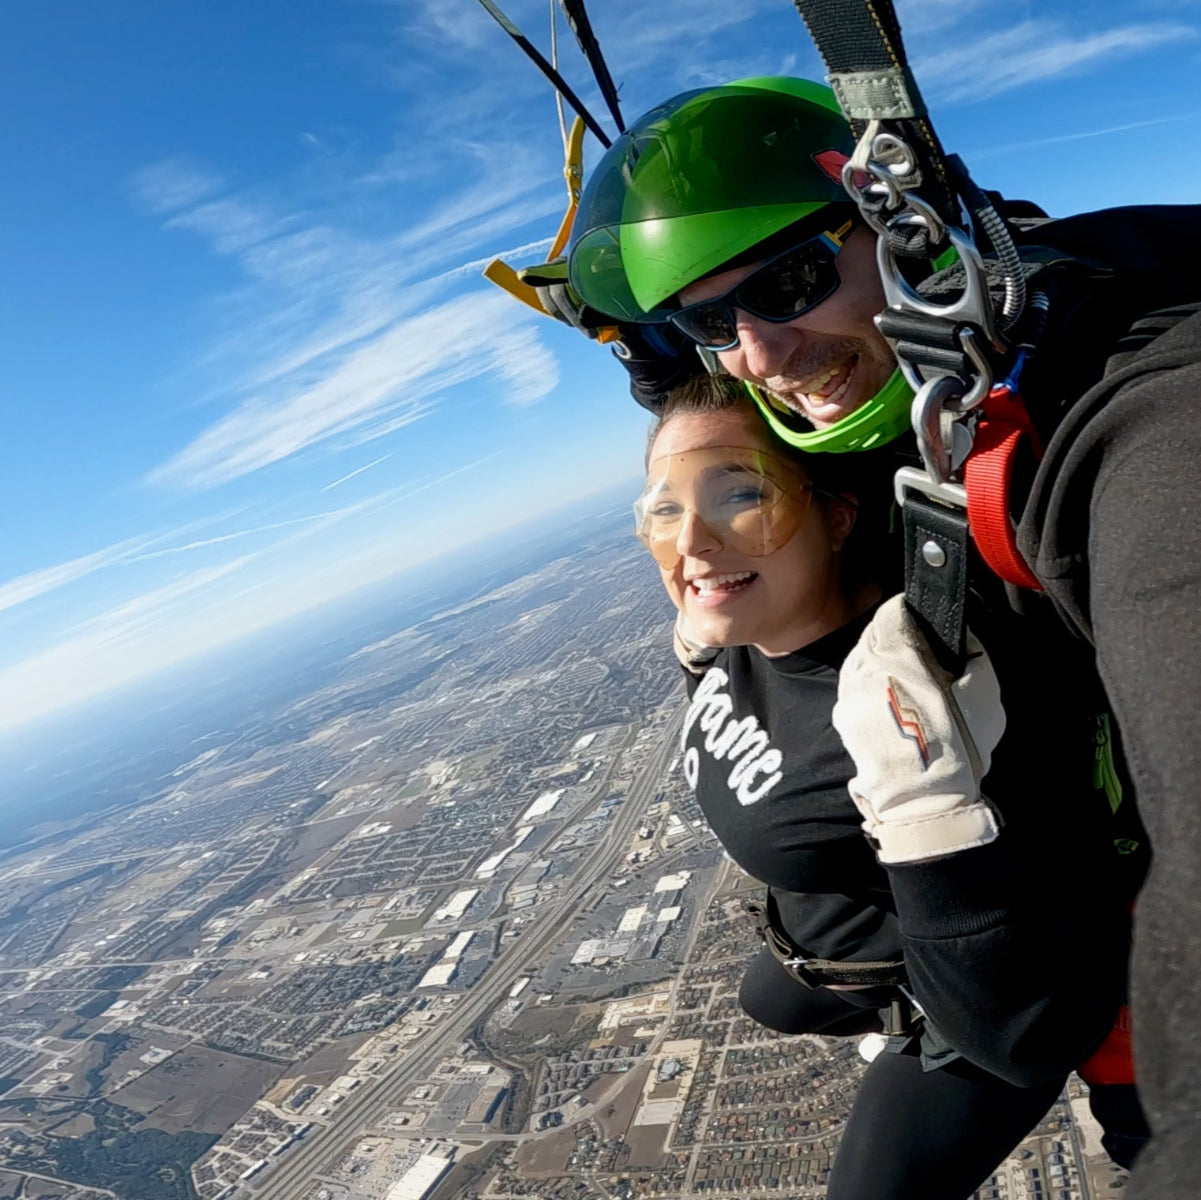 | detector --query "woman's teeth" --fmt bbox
[692,572,755,593]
